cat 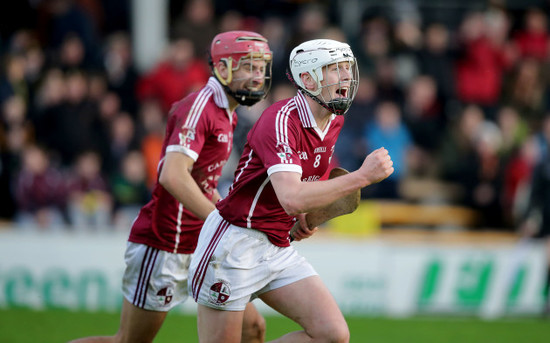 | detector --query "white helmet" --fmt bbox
[288,39,359,115]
